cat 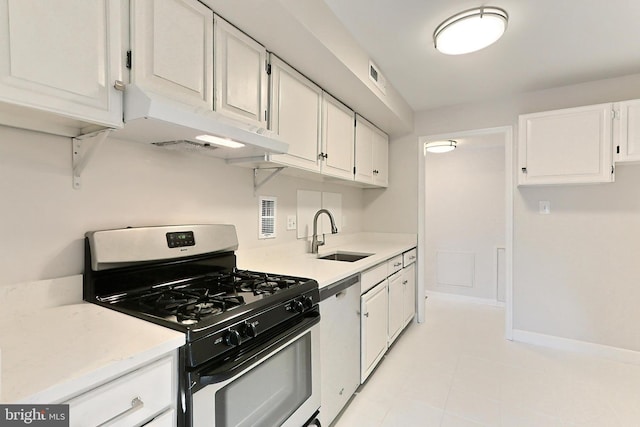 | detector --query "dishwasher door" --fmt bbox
[319,275,361,426]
